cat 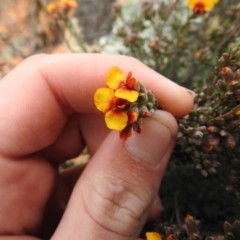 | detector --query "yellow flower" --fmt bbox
[94,66,139,131]
[60,0,78,10]
[46,0,77,14]
[119,124,133,140]
[187,0,219,14]
[94,66,158,140]
[106,66,139,102]
[146,232,162,240]
[46,3,60,14]
[235,109,240,115]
